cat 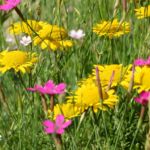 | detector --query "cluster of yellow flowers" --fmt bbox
[51,64,150,119]
[9,20,73,50]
